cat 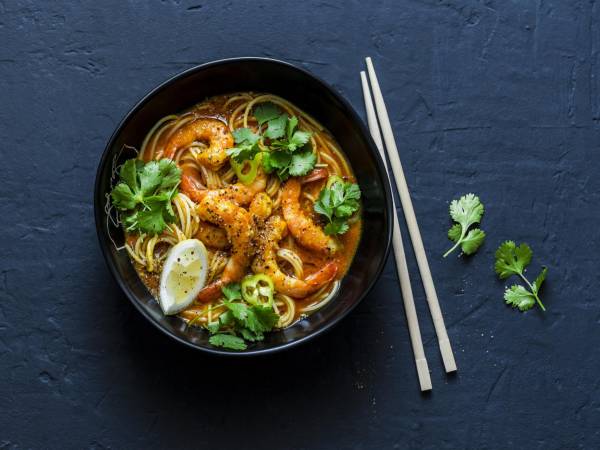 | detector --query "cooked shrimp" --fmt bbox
[164,118,233,169]
[252,216,337,298]
[194,221,229,250]
[249,192,273,221]
[299,167,329,184]
[180,166,205,203]
[181,167,267,208]
[195,192,254,302]
[281,178,338,254]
